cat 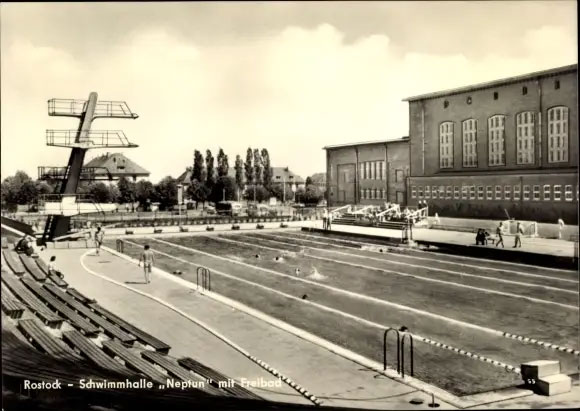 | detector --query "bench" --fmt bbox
[19,255,47,282]
[178,357,262,400]
[140,351,224,396]
[43,284,135,344]
[1,273,63,328]
[88,303,171,353]
[46,271,68,288]
[62,329,129,375]
[21,277,100,337]
[2,251,26,275]
[101,340,167,384]
[35,257,50,275]
[66,288,96,305]
[18,318,82,360]
[1,284,25,319]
